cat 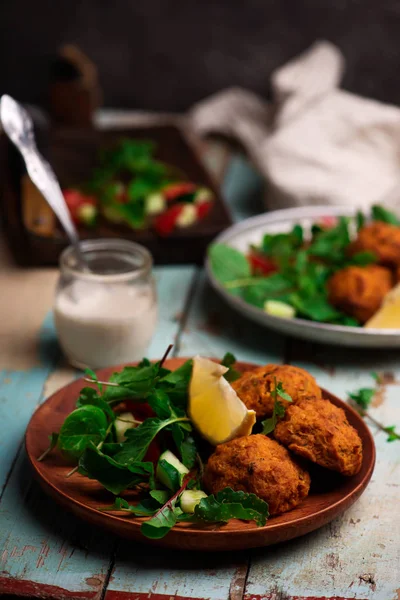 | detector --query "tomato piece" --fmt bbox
[154,204,184,236]
[247,251,278,276]
[196,201,212,220]
[144,439,161,464]
[163,182,197,202]
[63,189,97,225]
[123,402,155,420]
[319,216,338,229]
